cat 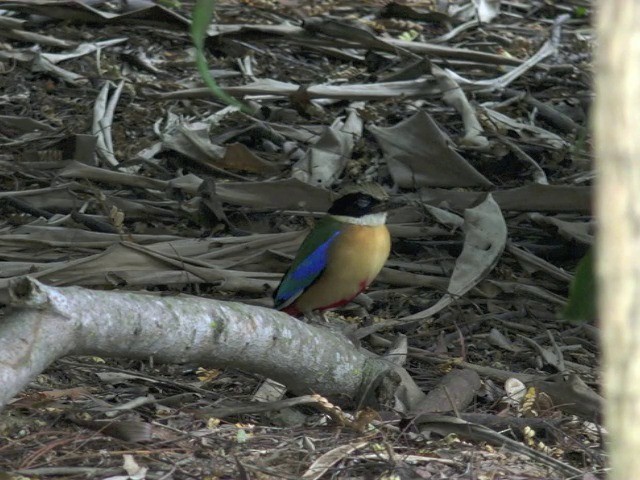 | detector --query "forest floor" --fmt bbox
[0,0,599,478]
